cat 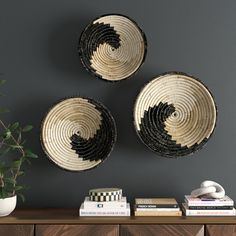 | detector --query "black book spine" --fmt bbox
[188,206,234,210]
[135,204,179,209]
